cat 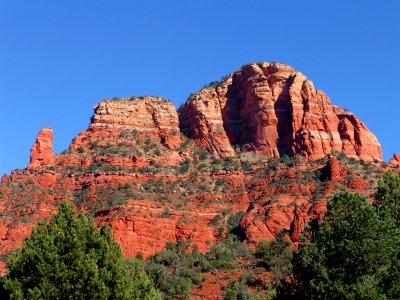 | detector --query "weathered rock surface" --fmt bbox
[91,96,180,135]
[95,202,218,259]
[69,96,184,152]
[324,155,346,181]
[27,128,55,170]
[389,153,400,166]
[179,62,382,161]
